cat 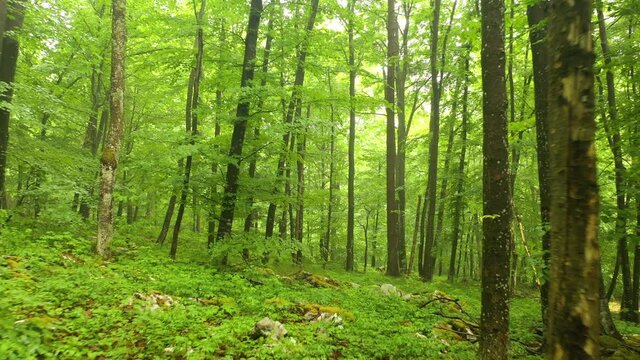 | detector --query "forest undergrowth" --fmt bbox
[1,218,639,359]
